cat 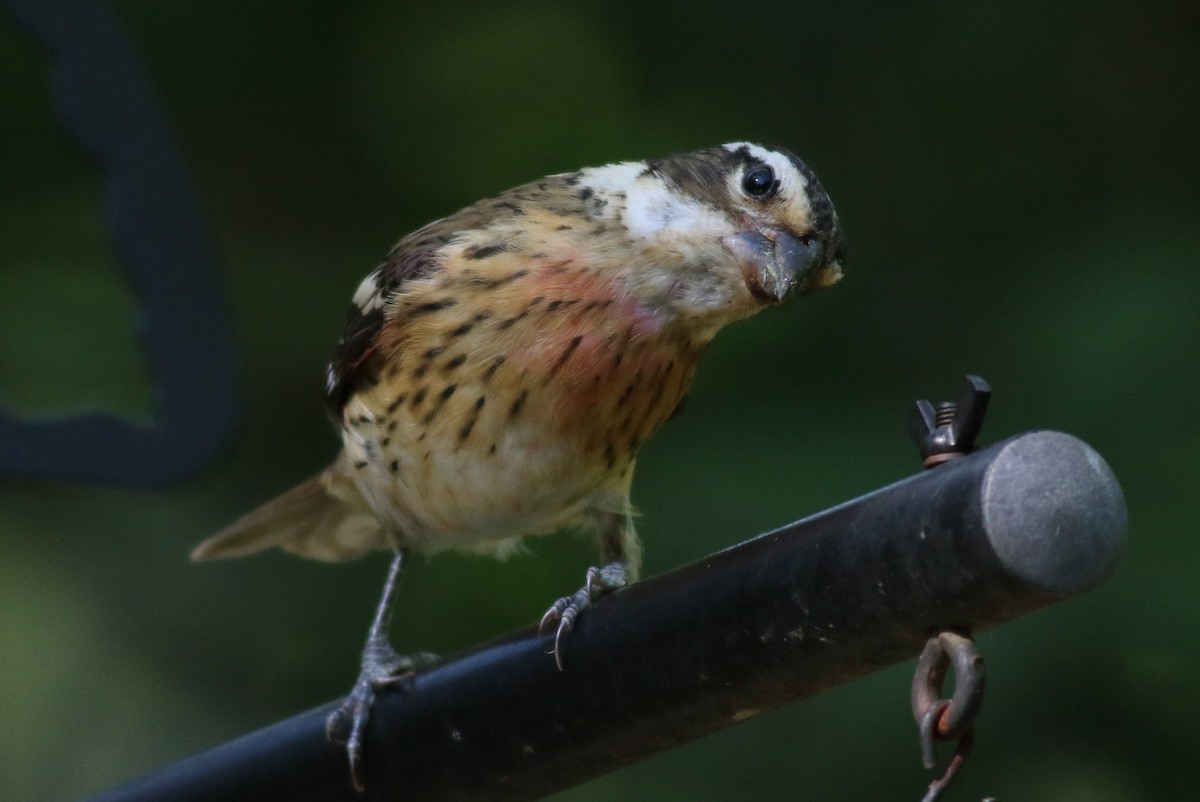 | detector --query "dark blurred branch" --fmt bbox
[88,430,1125,802]
[1,0,241,485]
